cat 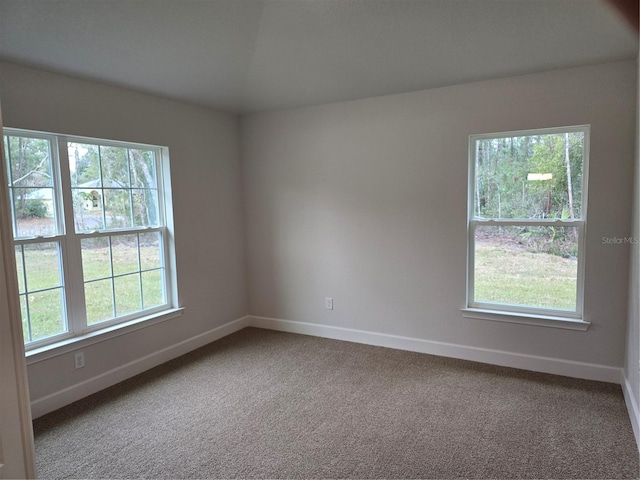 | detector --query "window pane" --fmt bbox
[132,189,159,227]
[474,225,578,311]
[111,234,139,276]
[139,232,162,270]
[142,270,165,309]
[104,189,132,229]
[85,279,114,325]
[20,294,29,342]
[13,241,67,345]
[474,132,585,220]
[114,273,141,316]
[73,189,105,232]
[130,149,157,189]
[4,136,10,184]
[28,288,66,341]
[69,143,101,188]
[15,246,25,293]
[101,146,130,188]
[81,237,112,281]
[70,142,105,233]
[6,136,53,187]
[12,187,56,237]
[5,136,58,239]
[23,242,62,291]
